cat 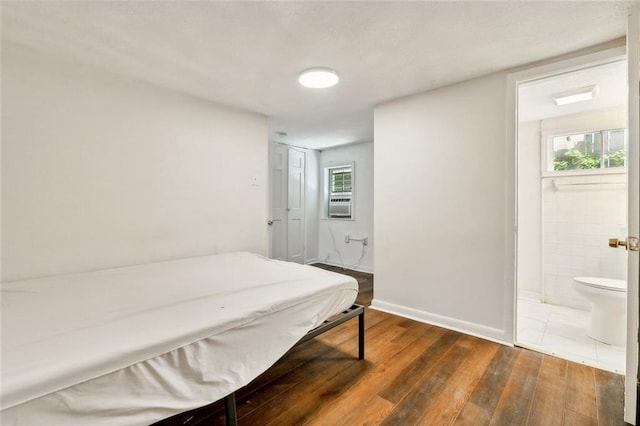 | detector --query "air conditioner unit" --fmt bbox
[329,197,351,218]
